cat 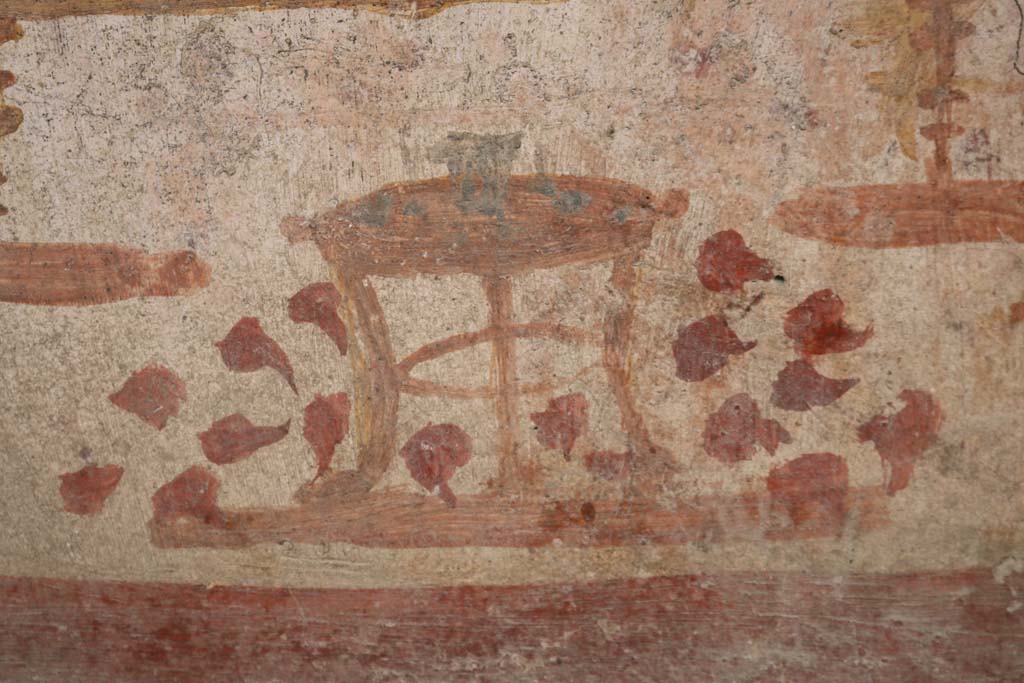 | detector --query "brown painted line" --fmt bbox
[772,180,1024,248]
[400,360,600,399]
[149,486,890,549]
[602,250,662,469]
[327,267,398,492]
[920,0,962,186]
[0,568,1021,682]
[0,241,211,306]
[395,321,593,376]
[482,274,522,486]
[0,19,22,217]
[0,0,564,20]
